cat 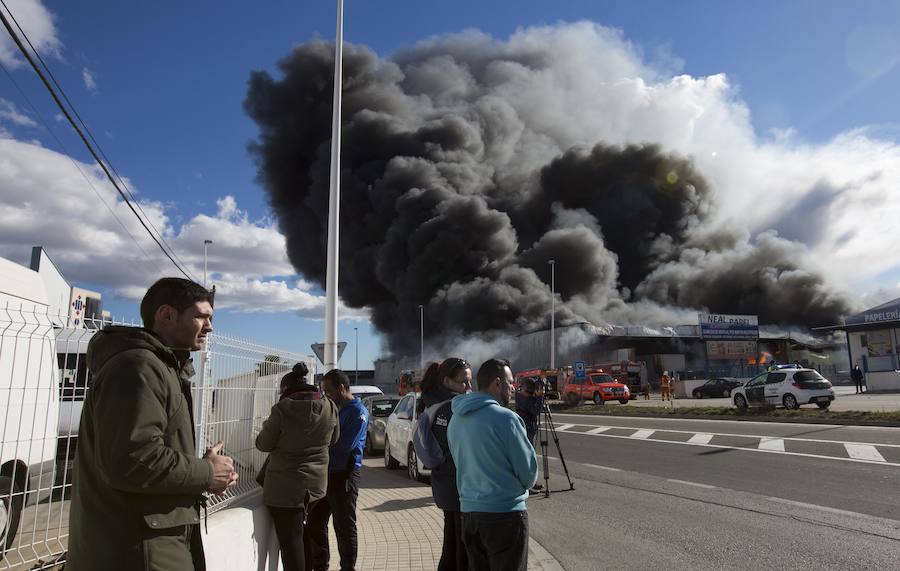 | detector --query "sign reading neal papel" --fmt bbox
[698,313,759,339]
